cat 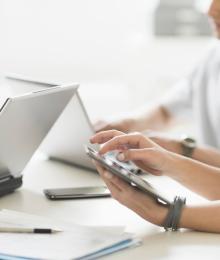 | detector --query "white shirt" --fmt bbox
[162,42,220,148]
